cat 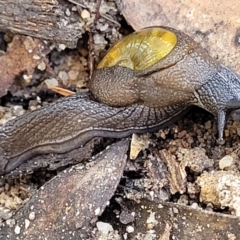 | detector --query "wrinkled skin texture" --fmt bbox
[0,93,189,174]
[1,26,240,175]
[89,27,220,108]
